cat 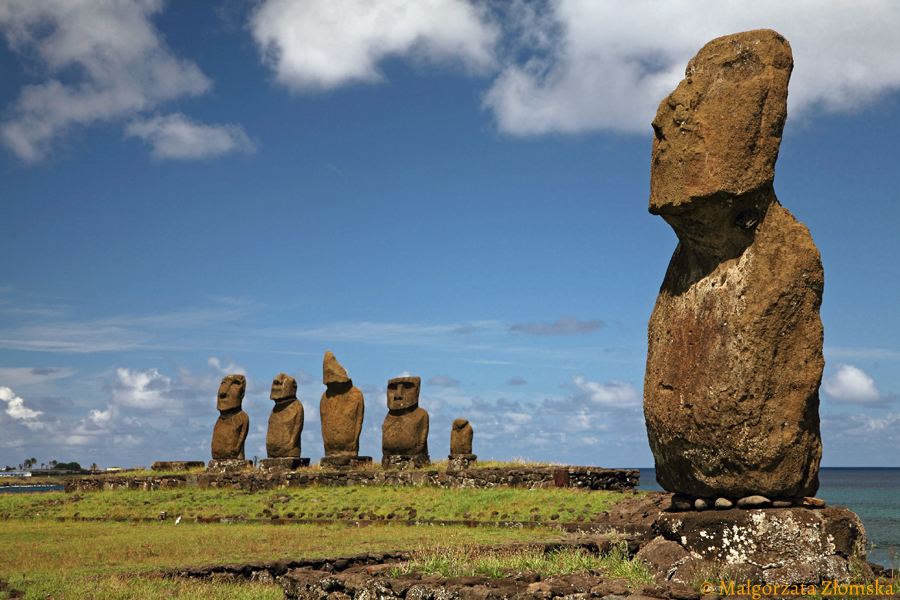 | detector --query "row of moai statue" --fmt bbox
[210,351,476,471]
